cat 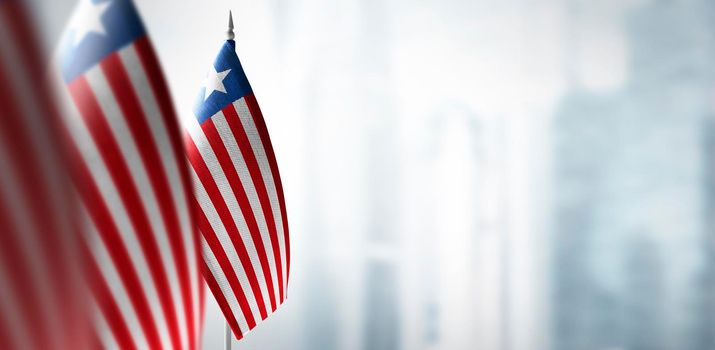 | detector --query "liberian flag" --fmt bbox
[57,0,202,349]
[0,1,86,349]
[185,35,290,340]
